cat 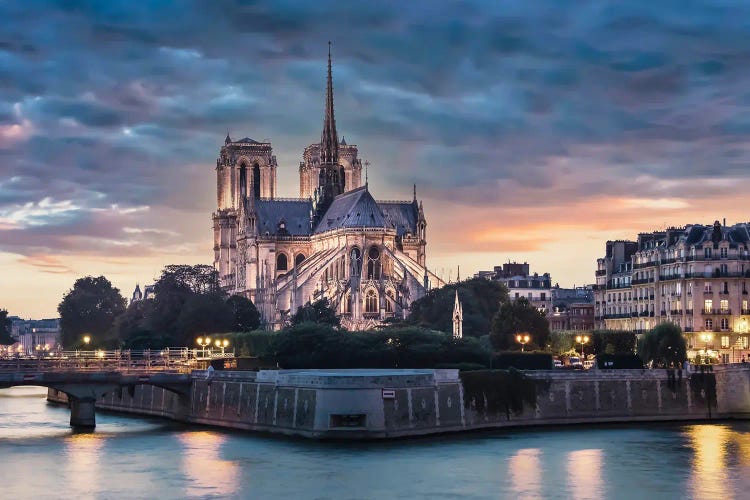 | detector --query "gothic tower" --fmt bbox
[313,43,345,219]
